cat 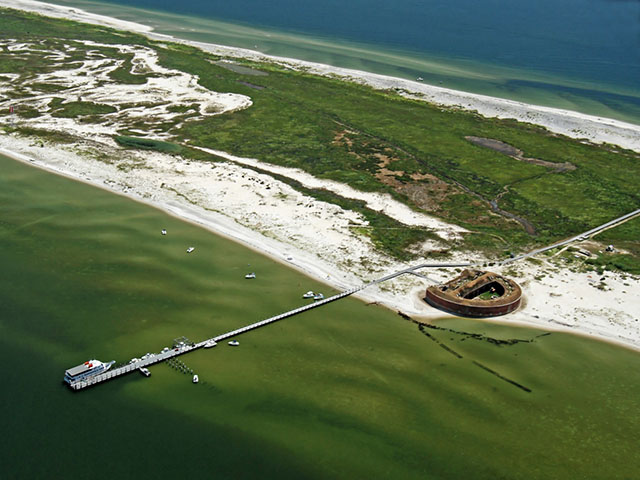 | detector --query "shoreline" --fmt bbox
[2,140,639,353]
[4,1,640,152]
[1,1,639,352]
